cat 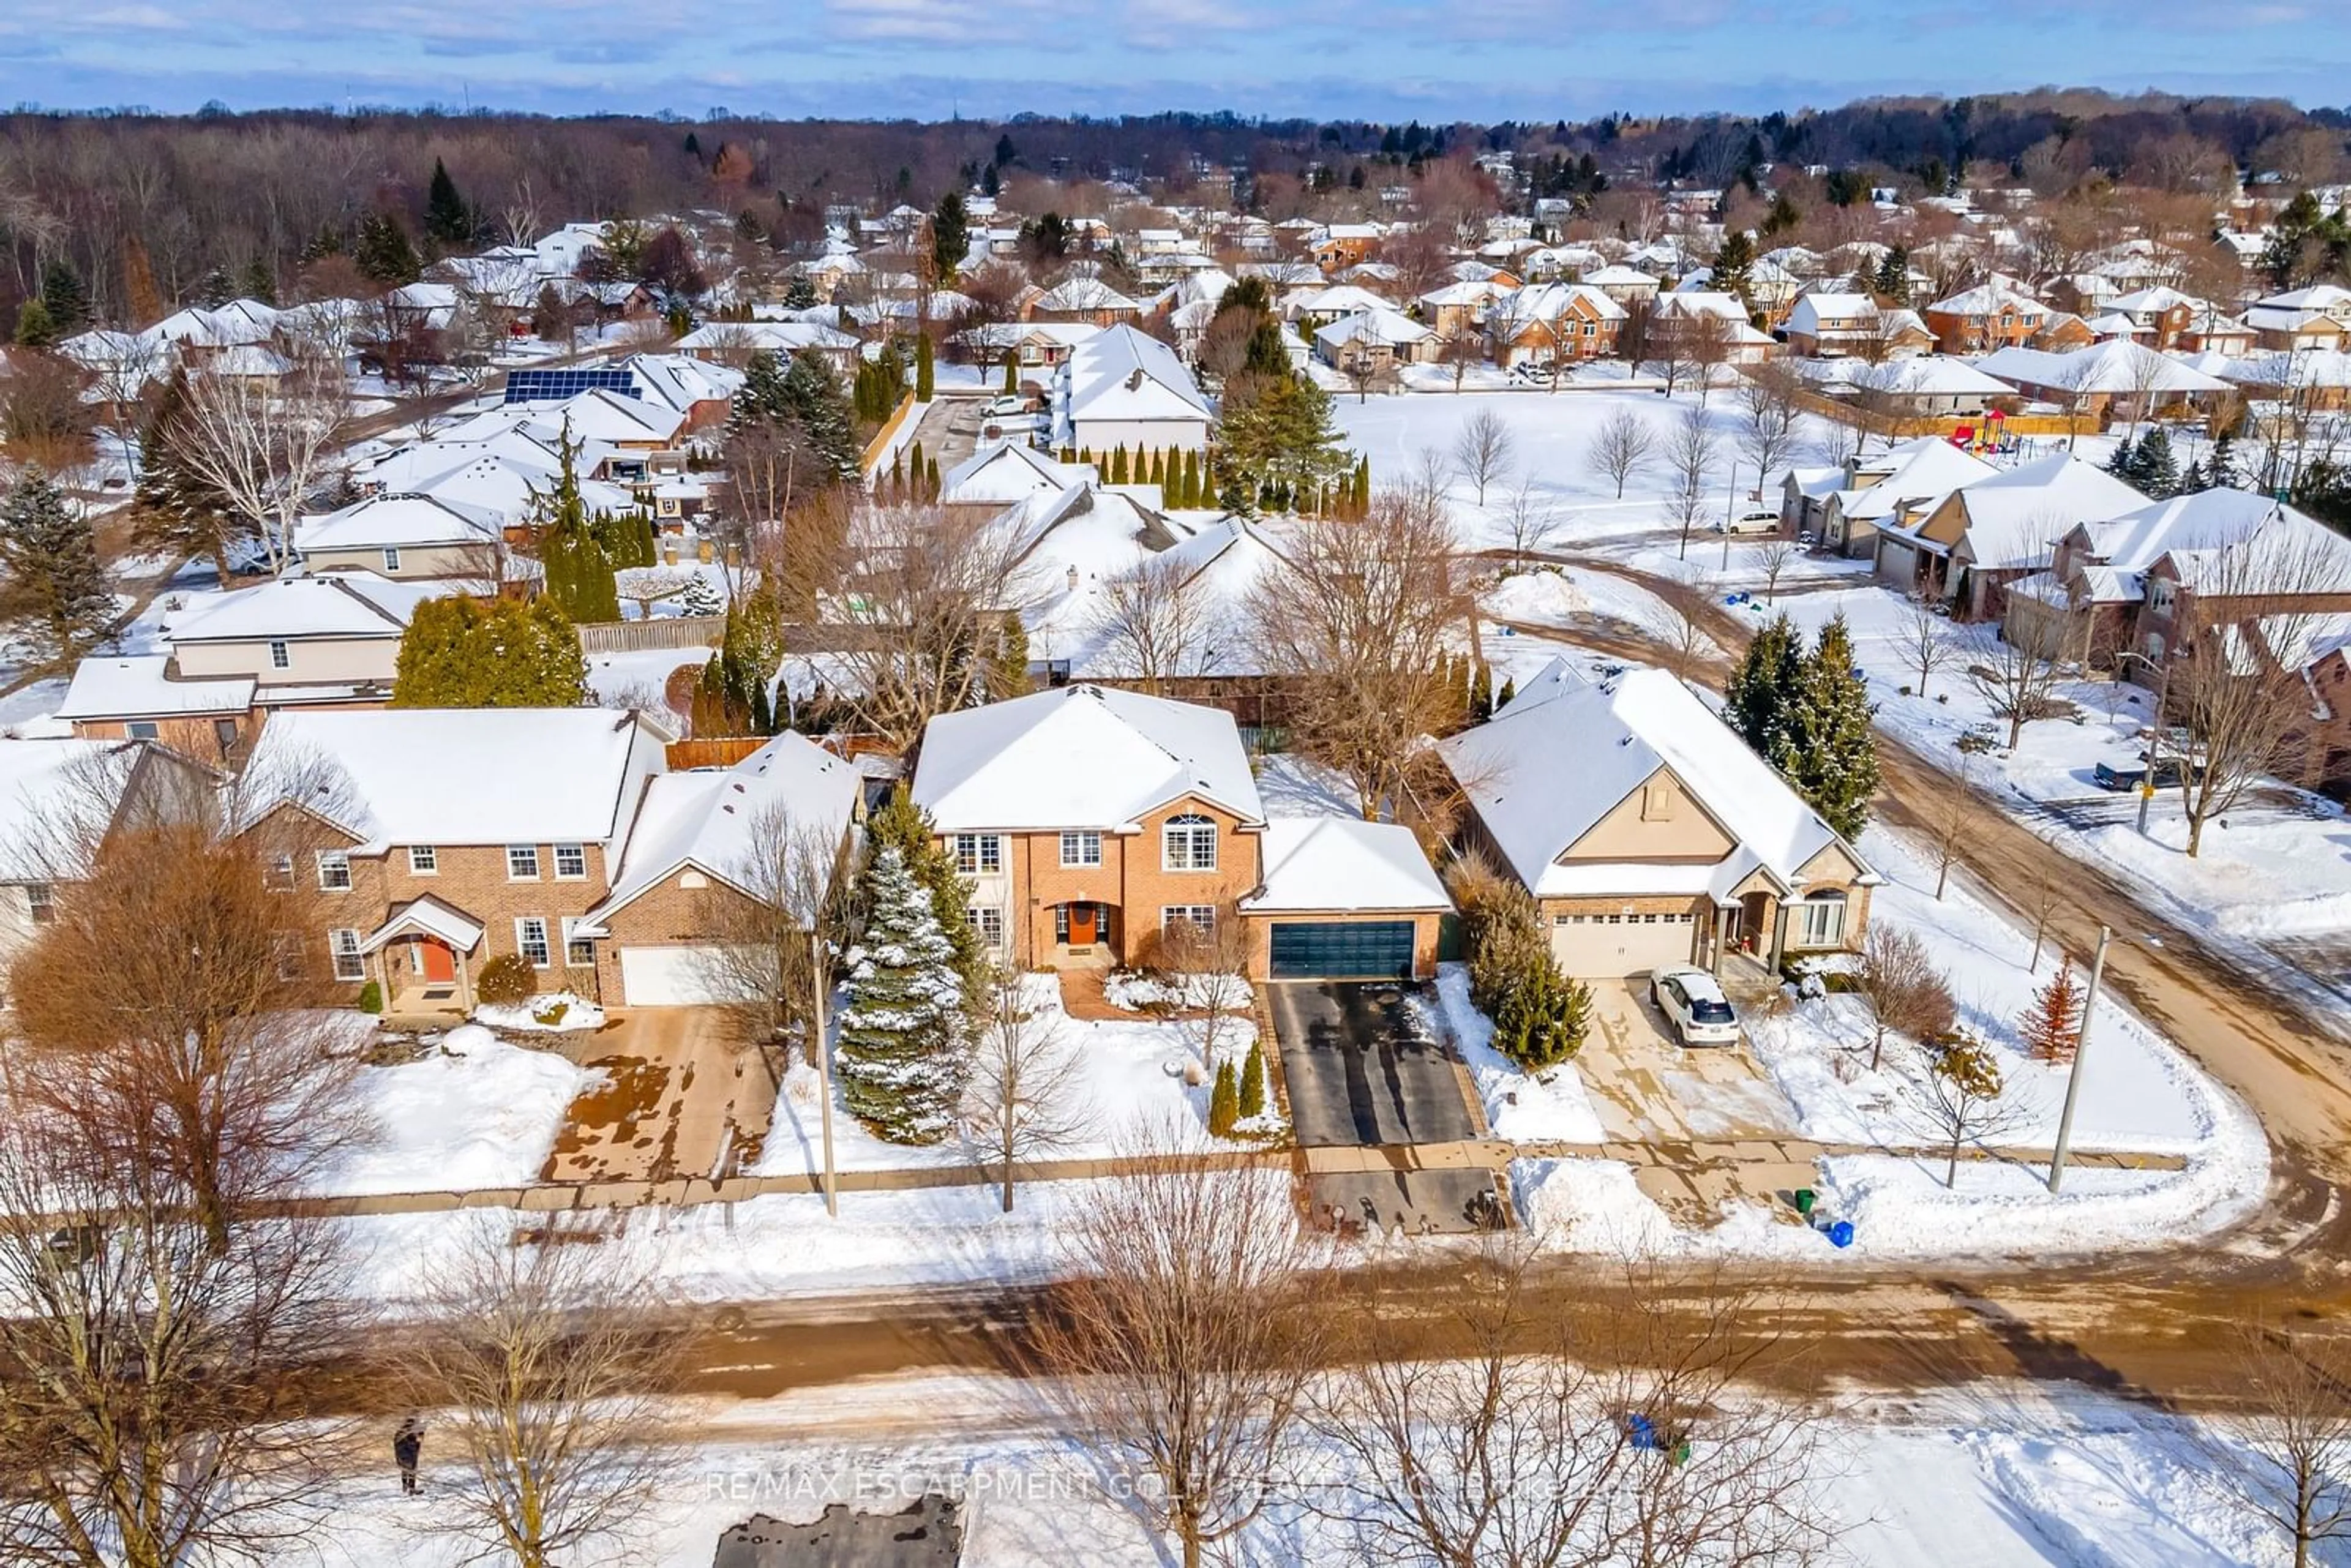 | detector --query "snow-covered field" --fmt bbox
[752,973,1259,1179]
[264,1376,2293,1568]
[320,1032,599,1199]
